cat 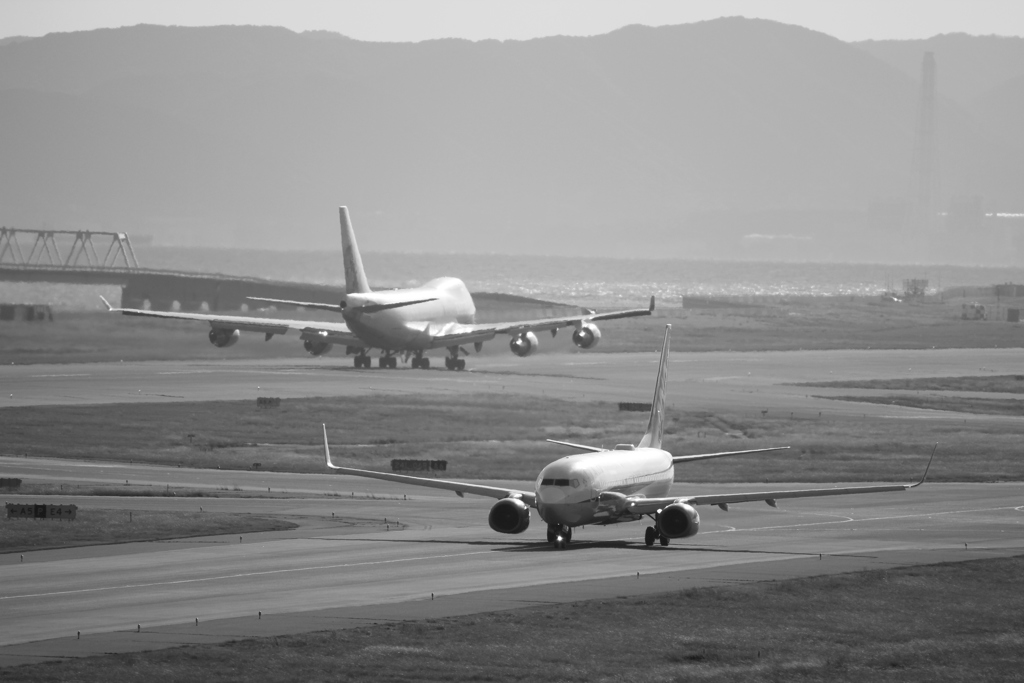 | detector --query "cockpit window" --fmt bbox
[541,478,554,485]
[571,479,580,488]
[541,478,578,487]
